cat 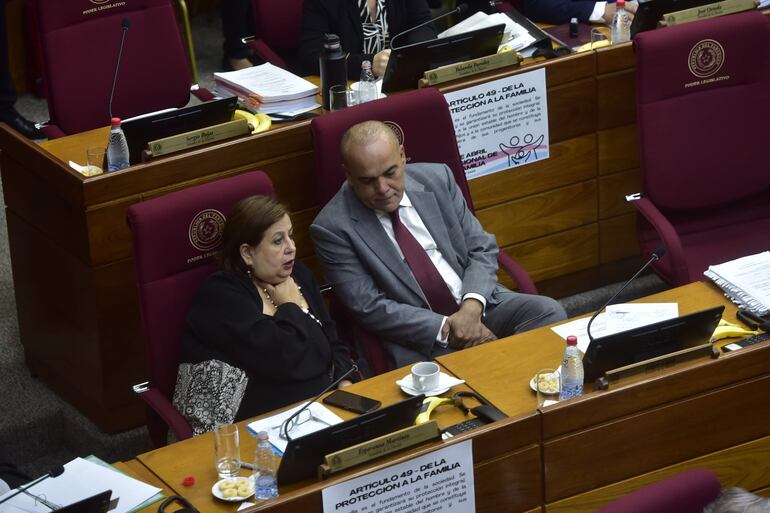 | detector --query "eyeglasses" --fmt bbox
[271,409,331,440]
